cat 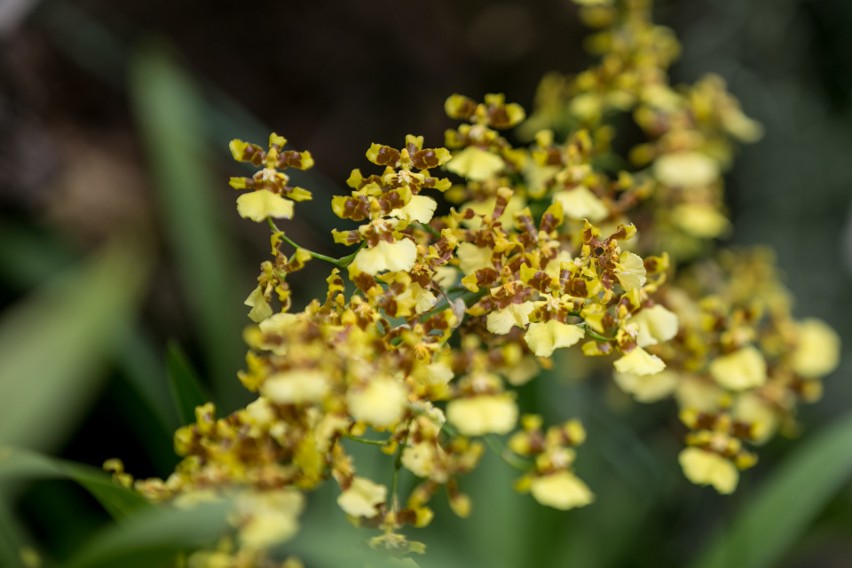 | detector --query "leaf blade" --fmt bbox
[166,341,209,425]
[691,410,852,568]
[0,237,150,451]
